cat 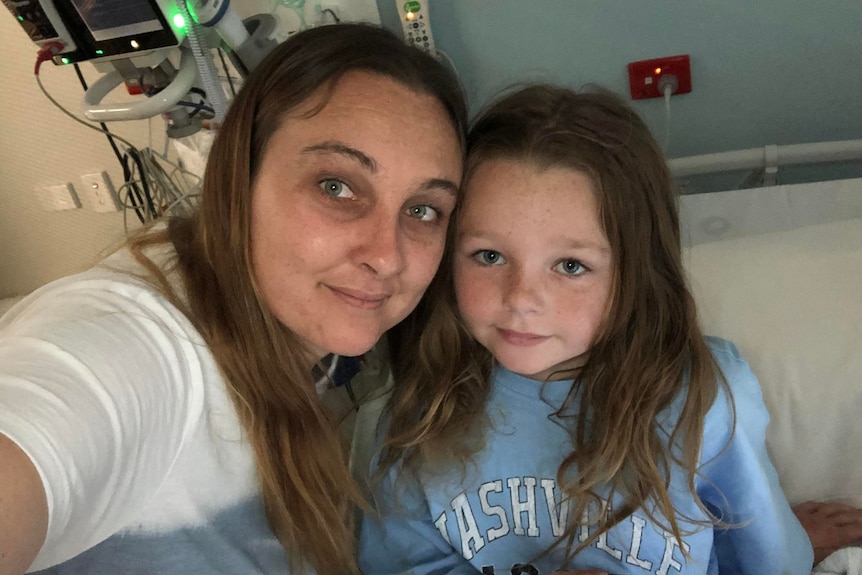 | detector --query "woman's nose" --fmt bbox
[356,213,405,277]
